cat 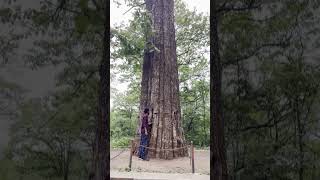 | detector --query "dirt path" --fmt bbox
[110,171,210,180]
[110,149,210,176]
